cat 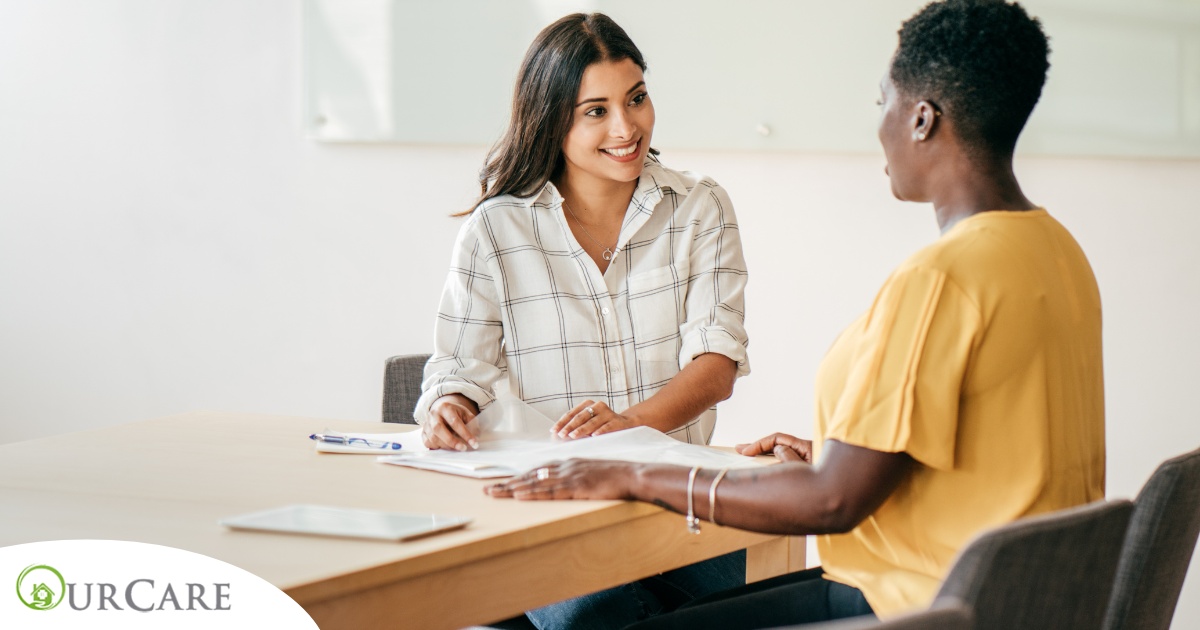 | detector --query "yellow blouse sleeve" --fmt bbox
[824,265,981,471]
